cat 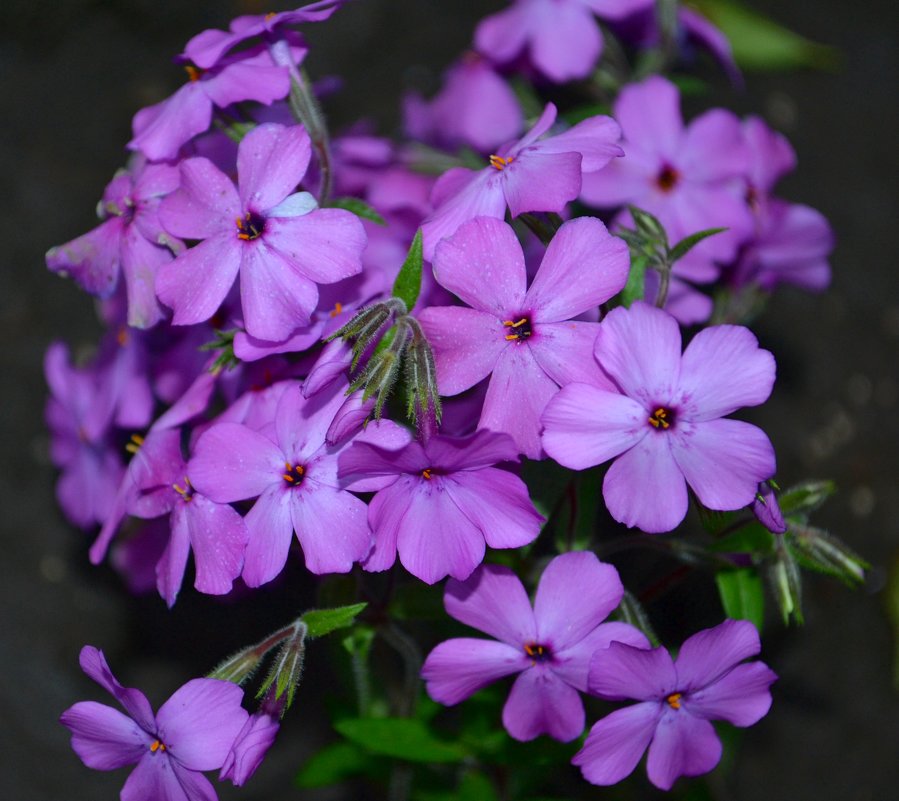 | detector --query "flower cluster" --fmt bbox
[47,1,849,799]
